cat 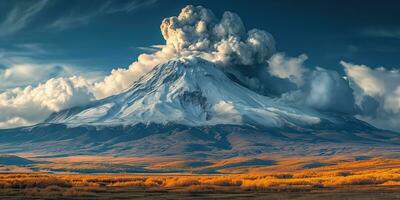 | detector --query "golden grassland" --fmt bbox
[0,158,400,198]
